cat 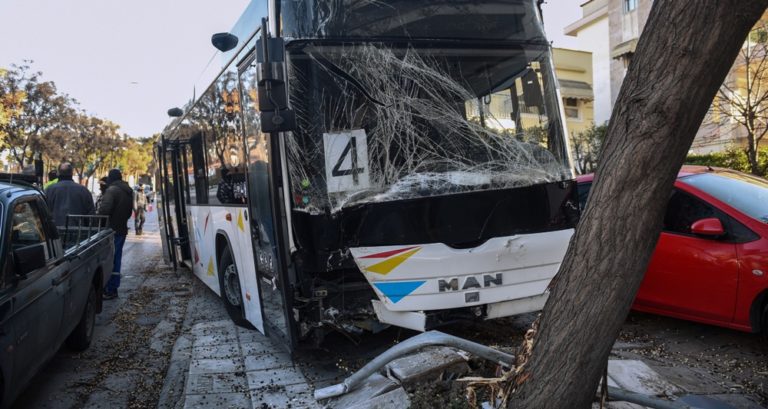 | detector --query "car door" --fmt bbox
[6,199,64,389]
[0,249,15,402]
[41,198,85,336]
[635,188,740,322]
